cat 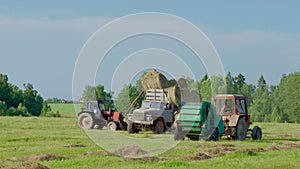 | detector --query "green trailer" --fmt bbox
[174,102,224,141]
